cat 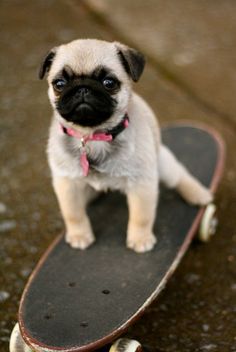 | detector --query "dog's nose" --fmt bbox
[76,86,90,97]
